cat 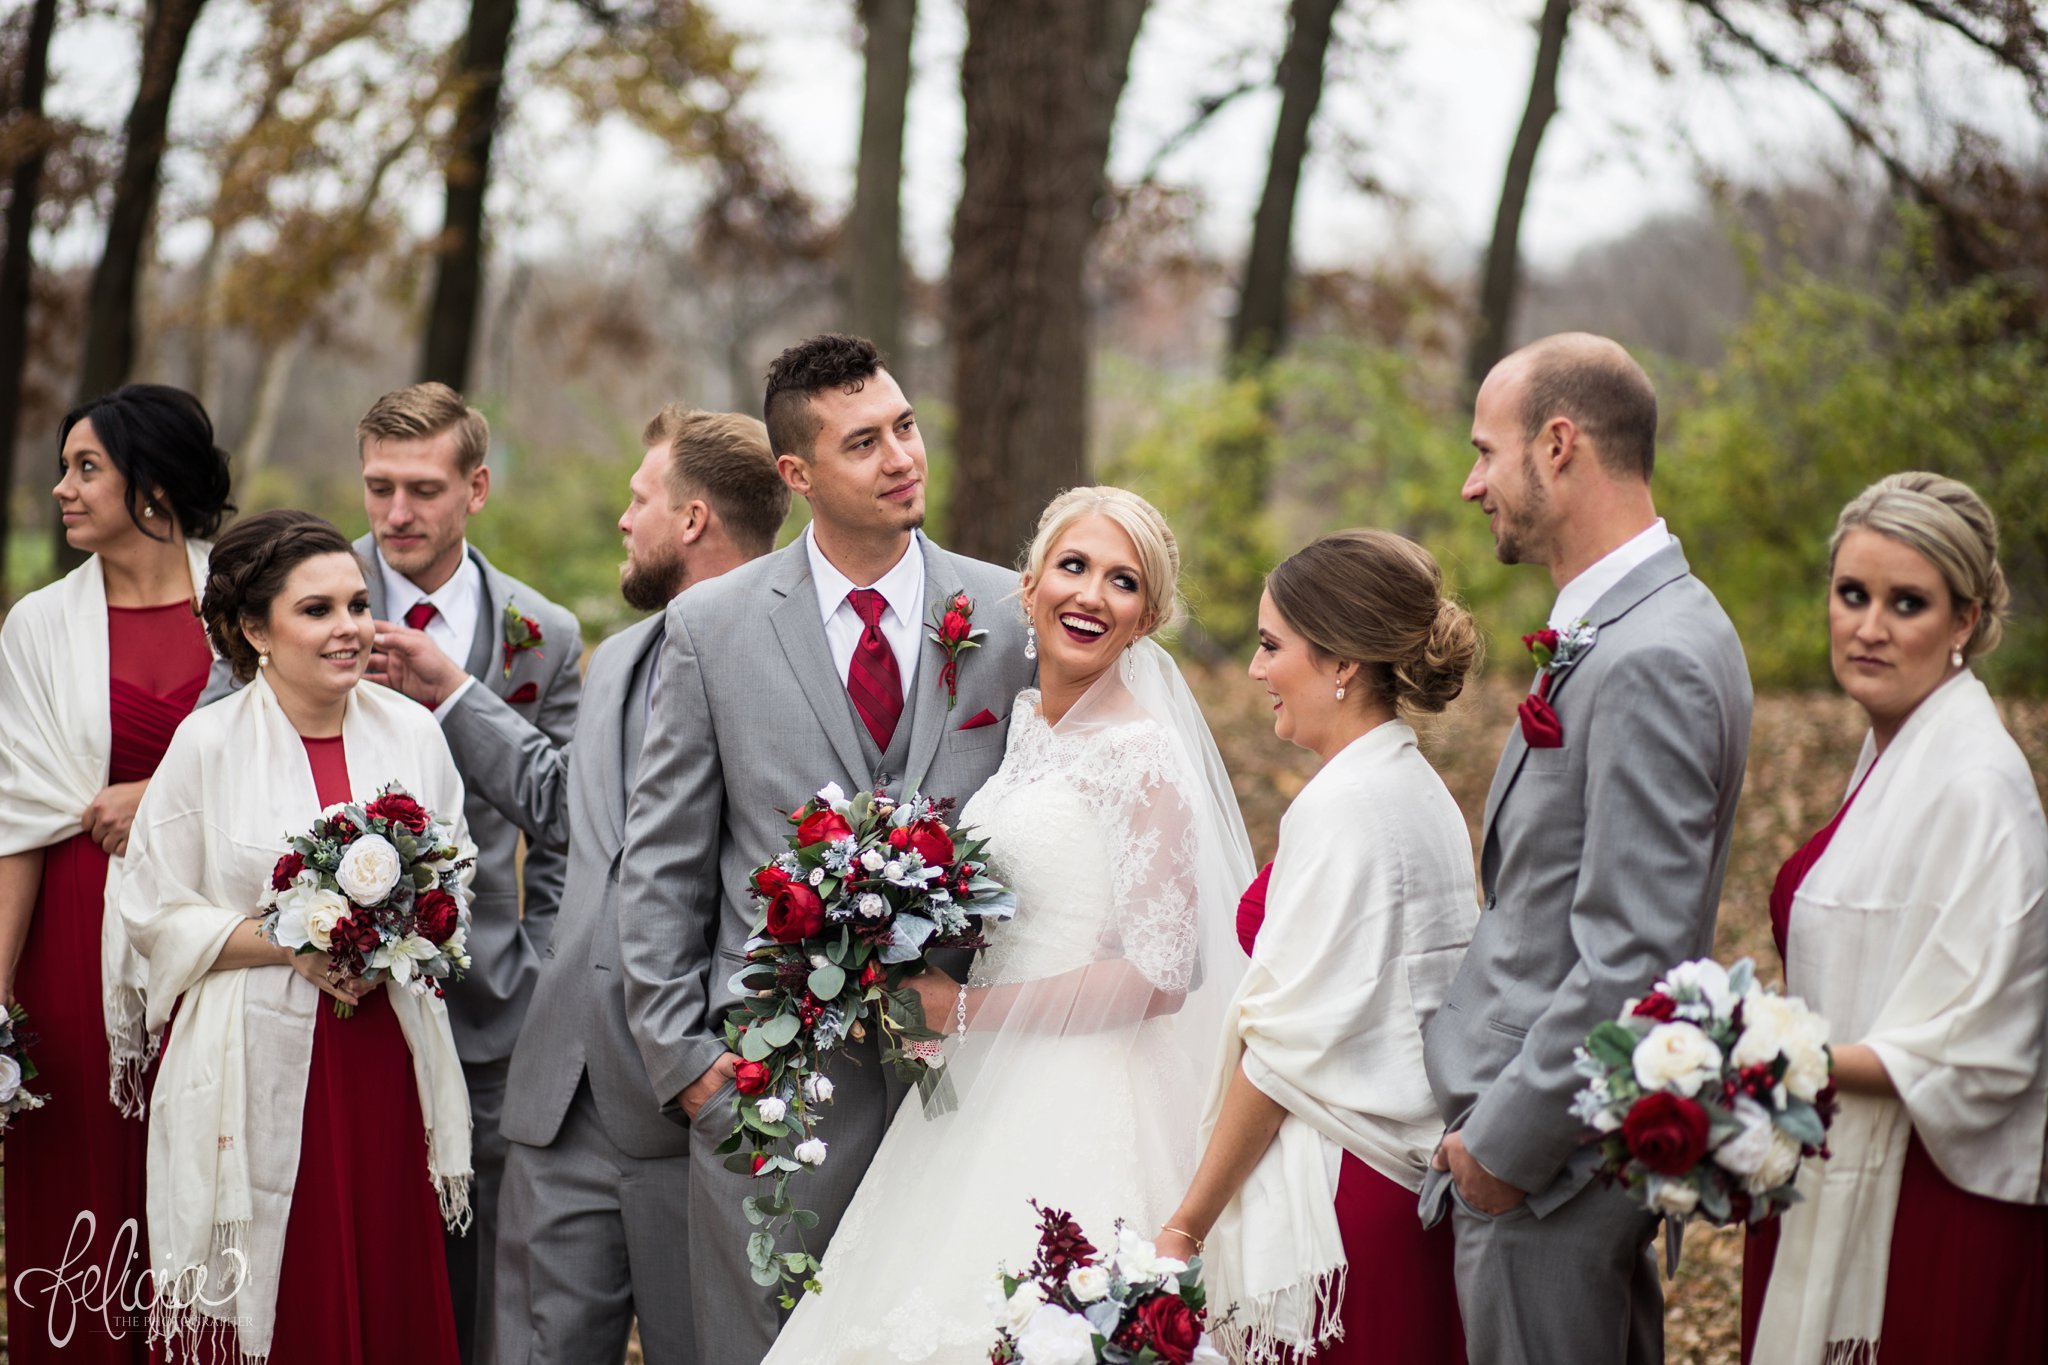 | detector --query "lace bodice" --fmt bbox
[960,689,1202,993]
